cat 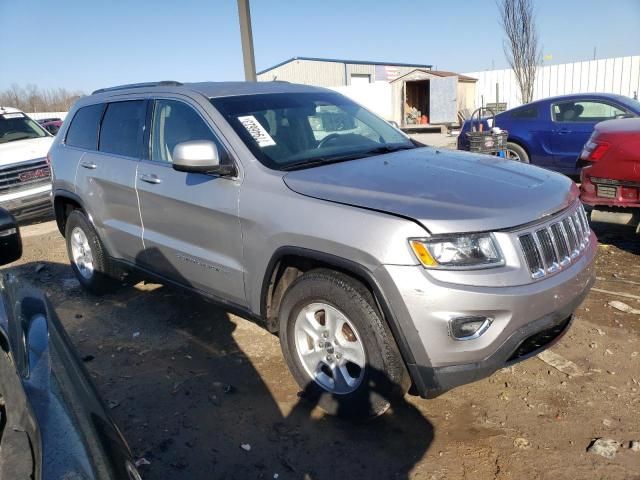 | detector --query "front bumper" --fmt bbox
[0,184,52,221]
[379,232,596,398]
